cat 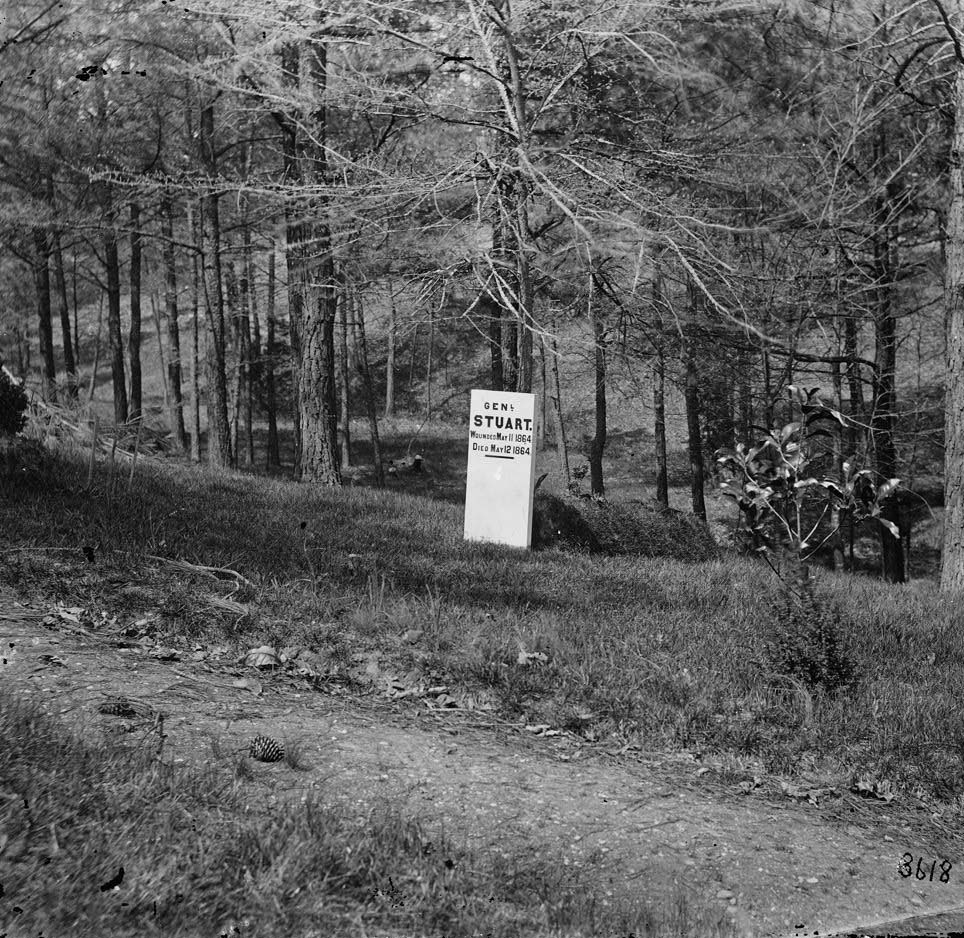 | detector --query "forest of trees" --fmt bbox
[3,0,964,589]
